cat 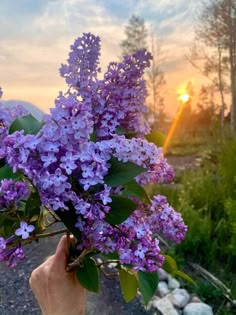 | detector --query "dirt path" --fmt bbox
[167,154,200,171]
